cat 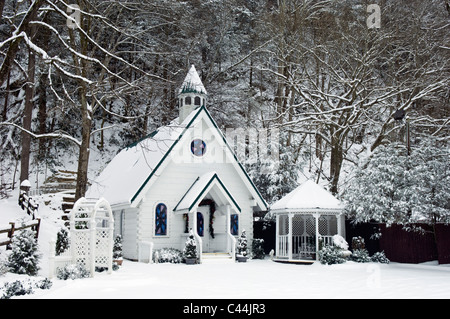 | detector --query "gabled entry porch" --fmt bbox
[174,172,241,263]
